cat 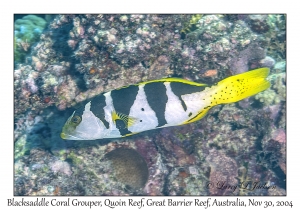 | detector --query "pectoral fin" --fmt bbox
[112,110,138,128]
